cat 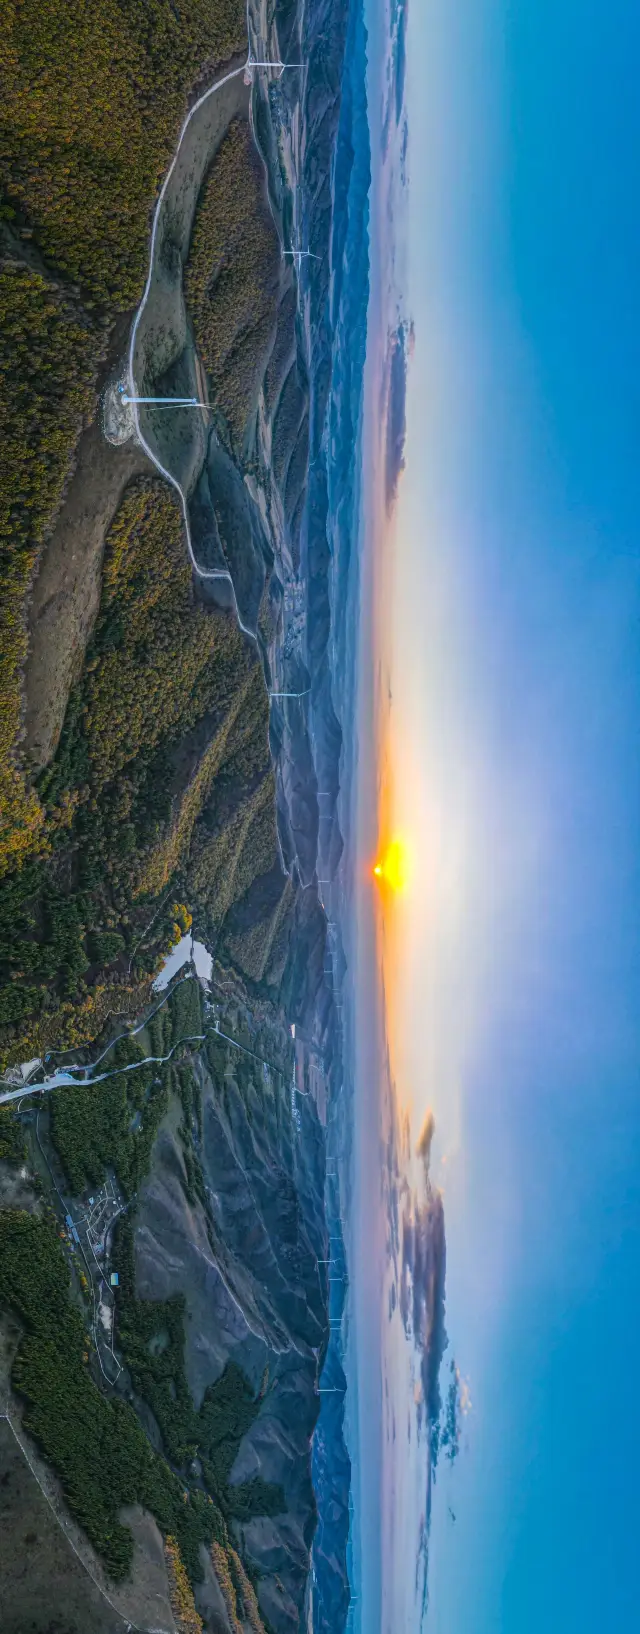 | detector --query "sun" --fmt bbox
[373,837,411,892]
